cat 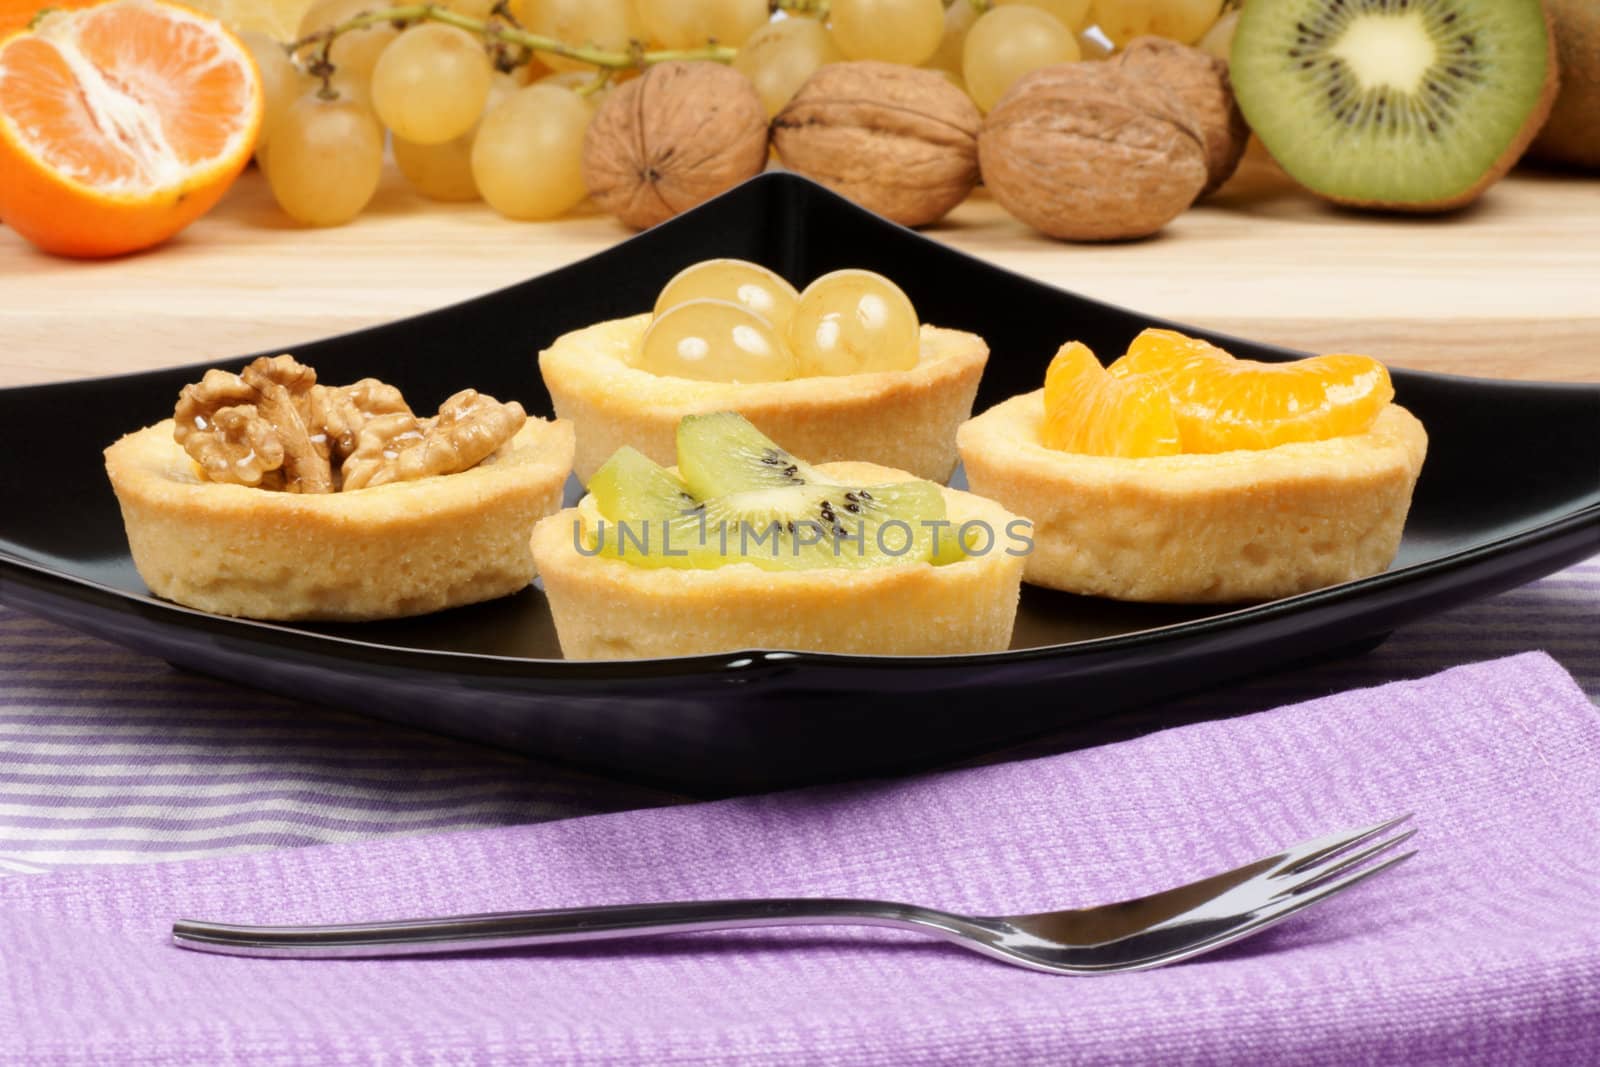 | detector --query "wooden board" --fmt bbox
[1,159,1596,387]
